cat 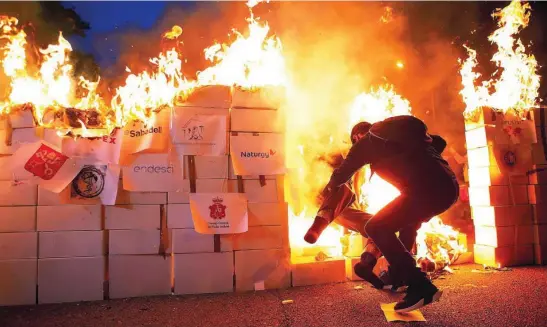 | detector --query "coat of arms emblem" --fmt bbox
[24,144,69,180]
[209,197,227,220]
